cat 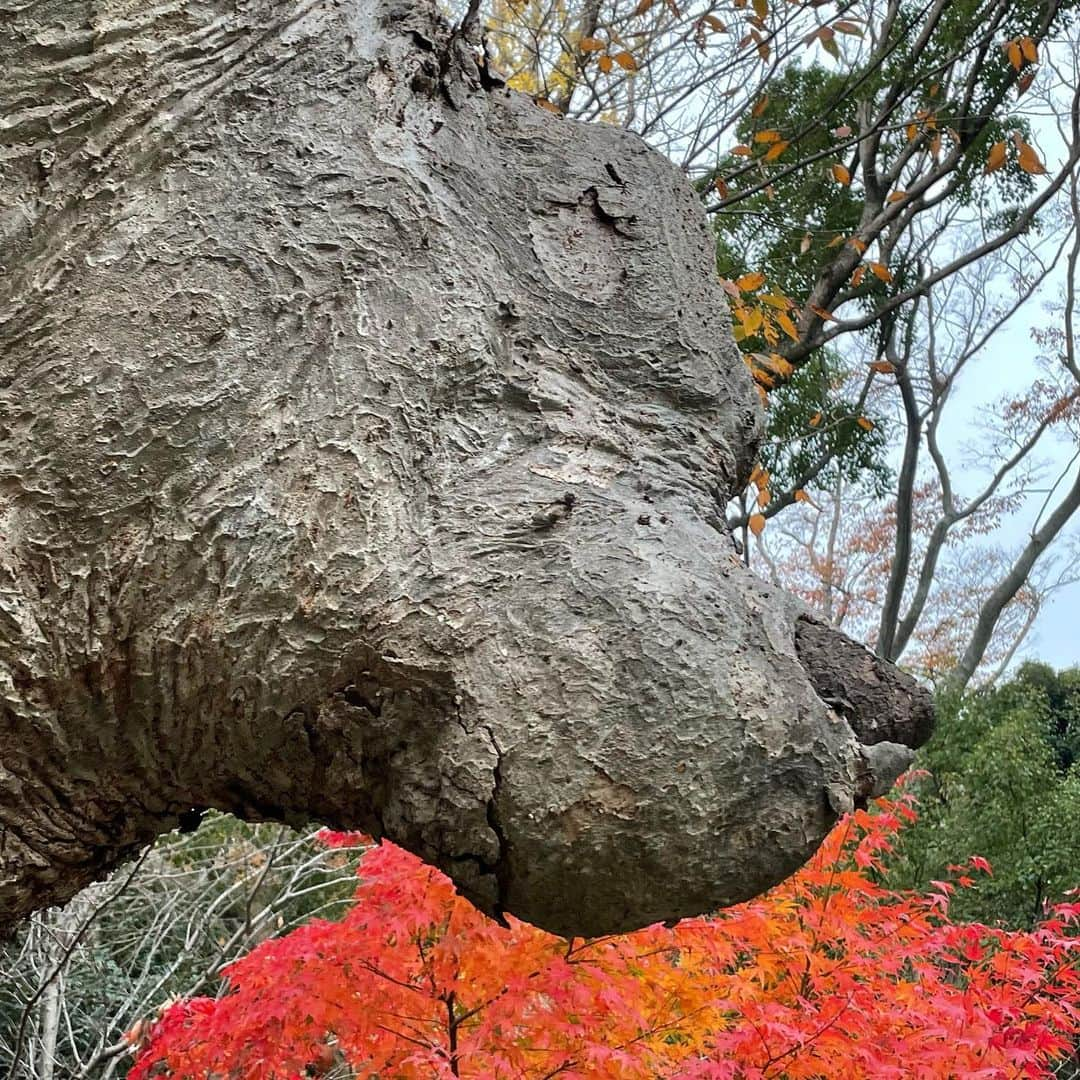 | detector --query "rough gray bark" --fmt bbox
[0,0,931,939]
